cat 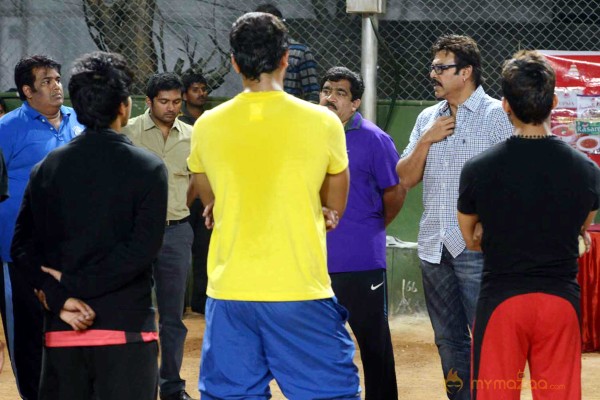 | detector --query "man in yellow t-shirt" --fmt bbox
[187,11,360,400]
